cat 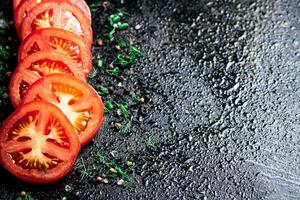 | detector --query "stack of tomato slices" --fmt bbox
[0,0,104,184]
